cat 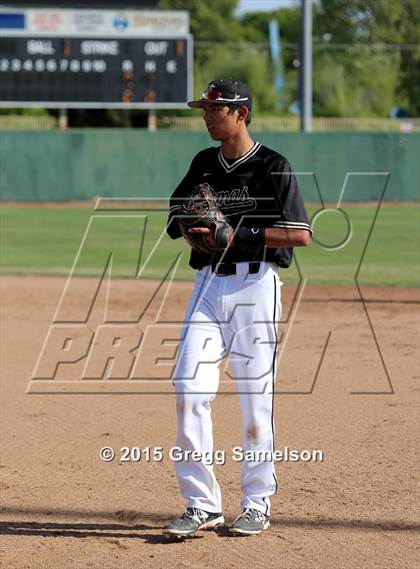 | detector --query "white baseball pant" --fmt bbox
[172,261,281,516]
